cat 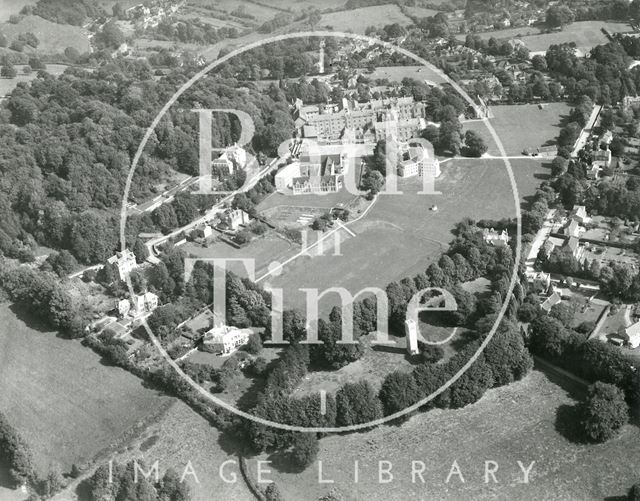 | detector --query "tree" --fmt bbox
[551,156,568,177]
[1,61,17,78]
[578,382,628,442]
[244,333,263,354]
[378,370,421,416]
[44,250,78,277]
[629,482,640,501]
[546,5,575,28]
[265,483,284,501]
[289,433,318,470]
[361,169,384,197]
[335,380,383,426]
[157,467,190,501]
[463,130,488,157]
